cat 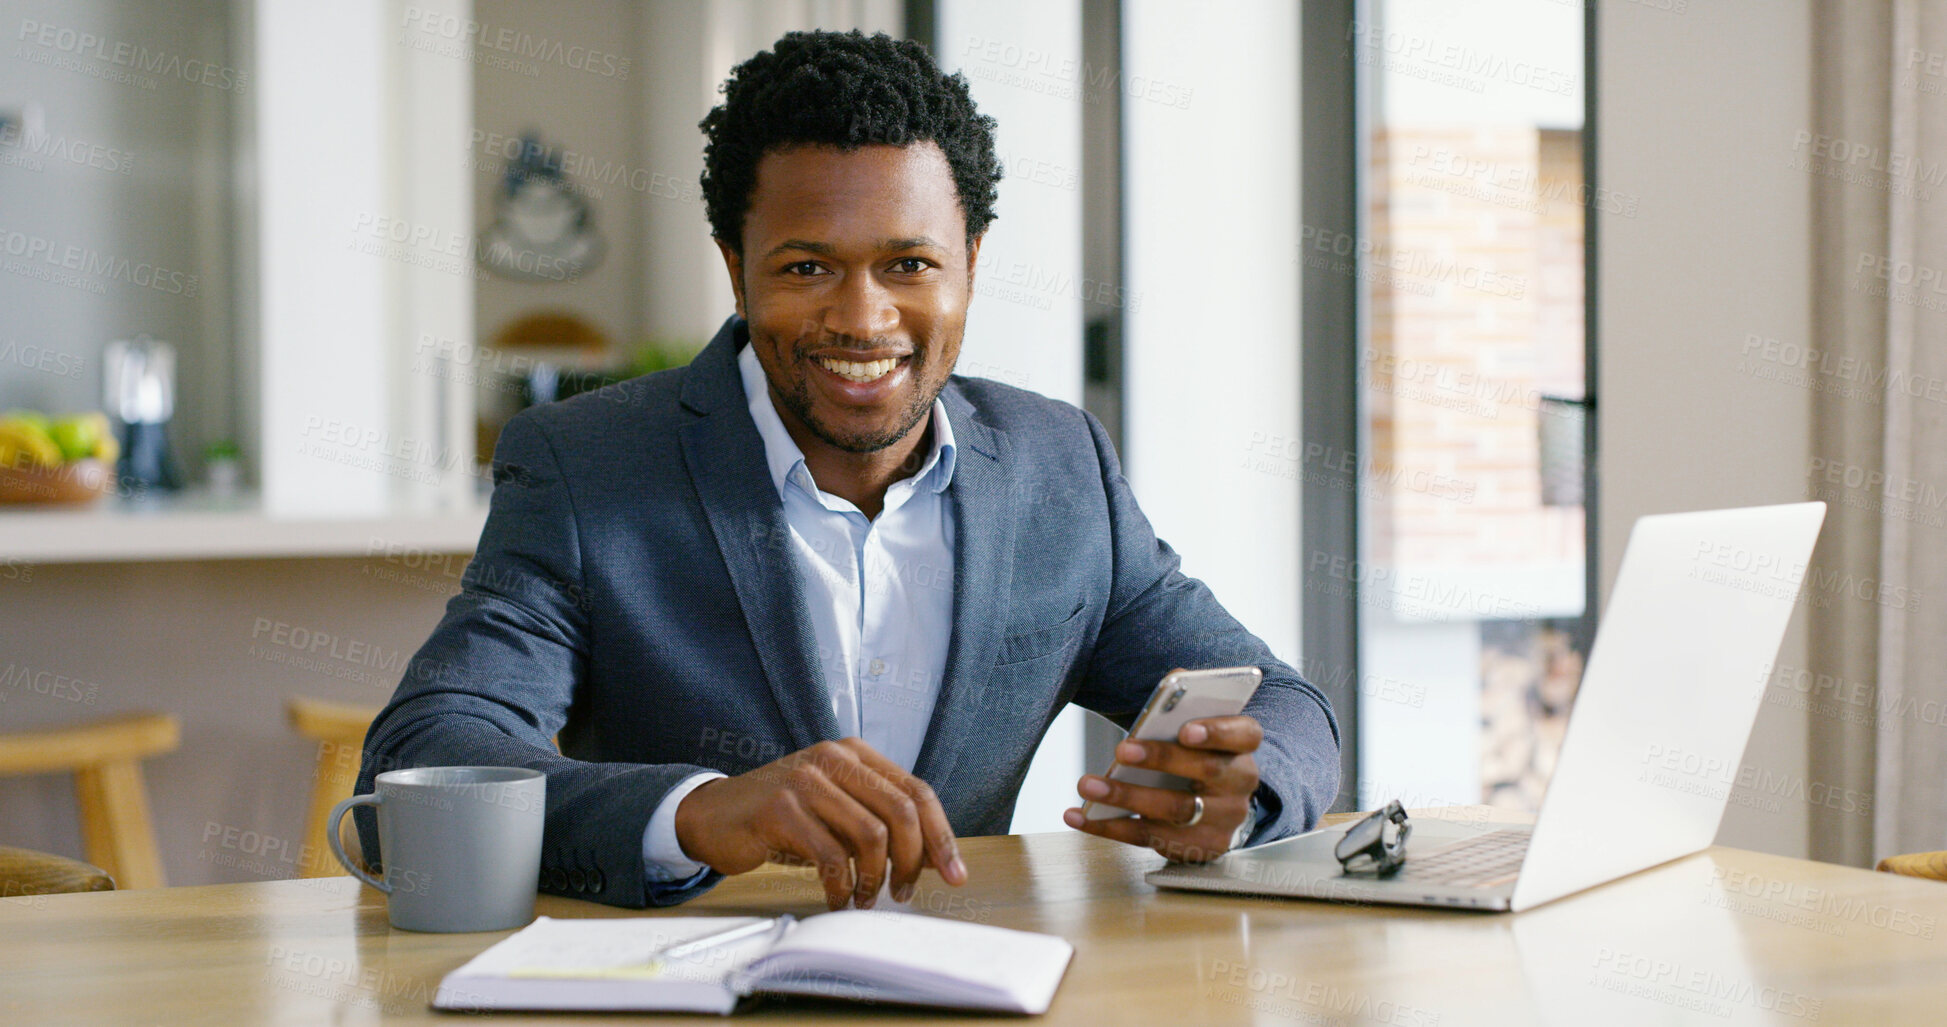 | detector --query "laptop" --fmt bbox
[1149,502,1828,913]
